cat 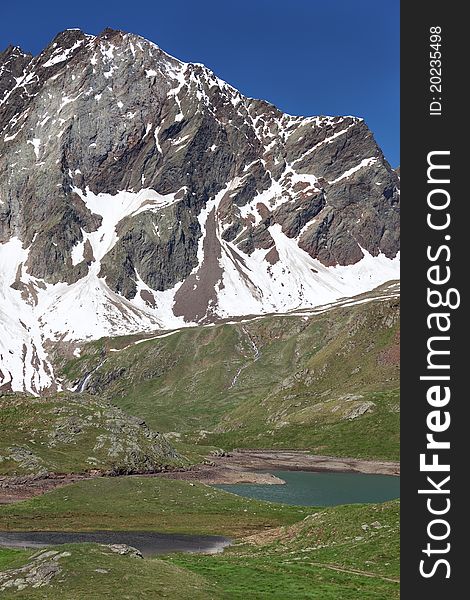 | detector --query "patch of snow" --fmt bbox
[0,238,56,395]
[4,132,19,142]
[71,186,179,267]
[215,223,399,318]
[291,122,357,167]
[27,138,41,160]
[154,126,162,153]
[43,40,84,68]
[328,157,378,185]
[71,236,85,266]
[100,43,116,61]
